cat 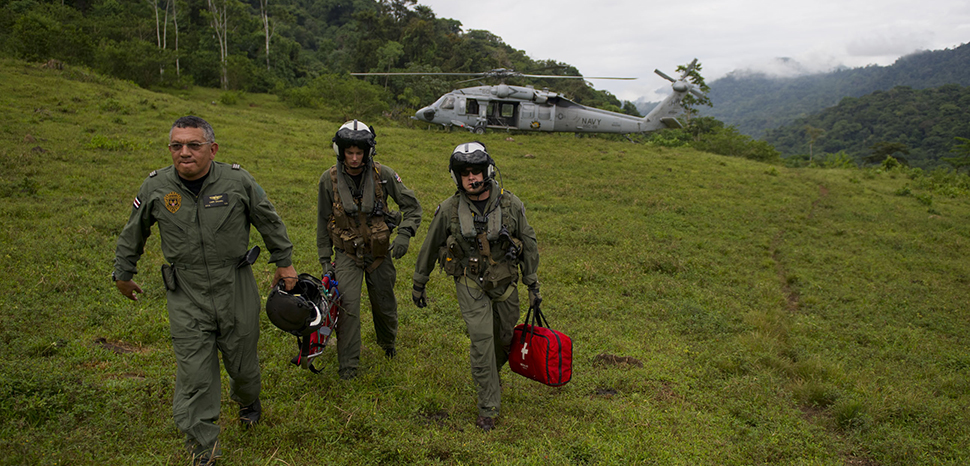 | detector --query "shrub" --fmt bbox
[693,125,781,163]
[280,74,390,120]
[219,91,240,106]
